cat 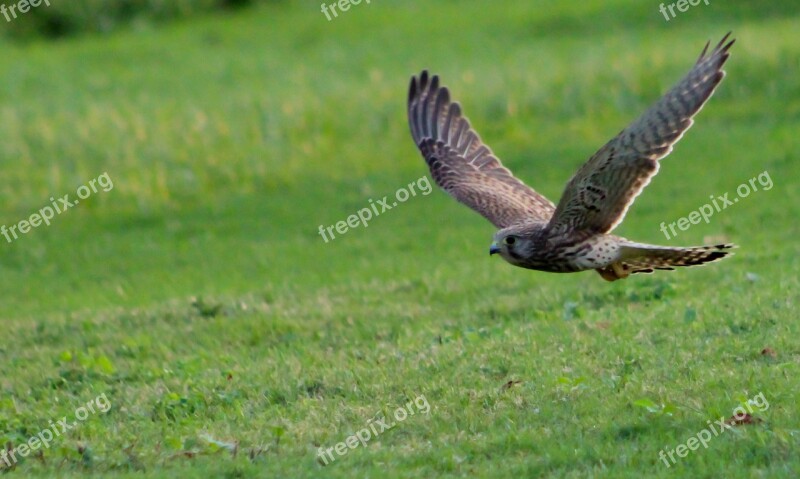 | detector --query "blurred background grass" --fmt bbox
[2,0,270,38]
